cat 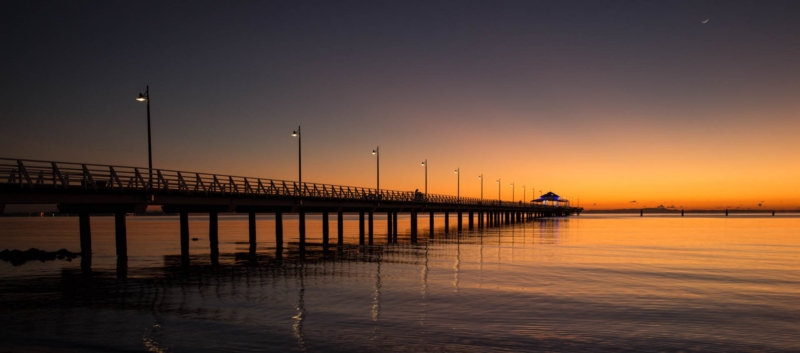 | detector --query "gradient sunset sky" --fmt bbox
[3,1,799,210]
